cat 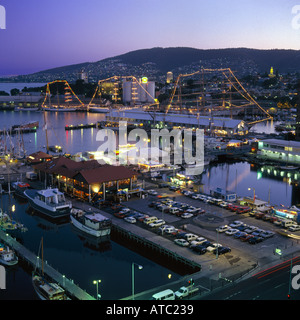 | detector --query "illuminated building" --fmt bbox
[268,67,275,78]
[257,139,300,165]
[122,78,155,104]
[106,109,248,136]
[295,80,300,141]
[166,72,173,84]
